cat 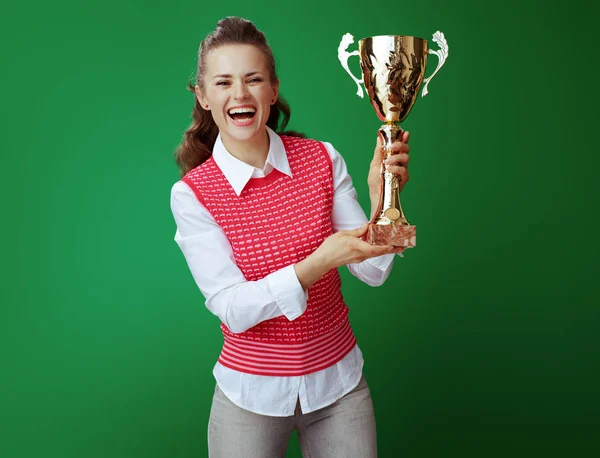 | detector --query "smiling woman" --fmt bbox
[196,44,279,166]
[173,18,303,176]
[170,16,410,458]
